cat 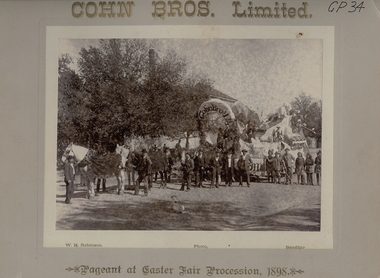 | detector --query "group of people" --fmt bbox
[179,149,254,191]
[265,149,322,185]
[62,142,322,202]
[130,144,256,193]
